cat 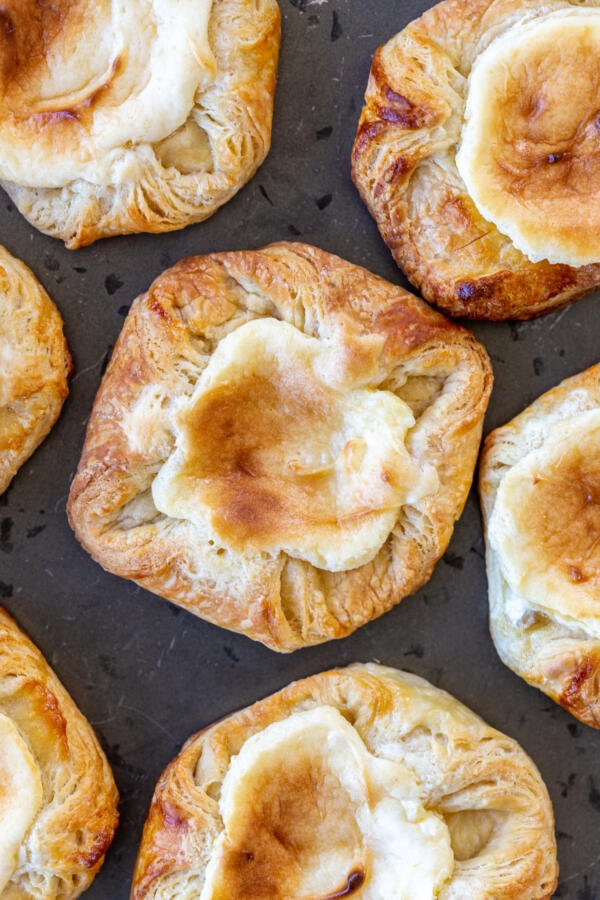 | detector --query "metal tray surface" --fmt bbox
[1,1,598,897]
